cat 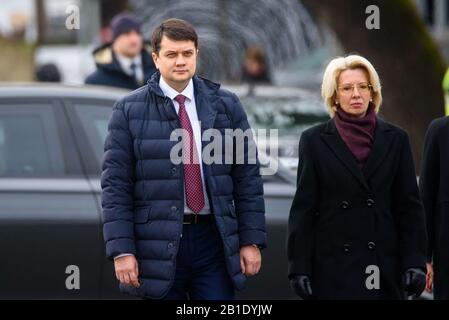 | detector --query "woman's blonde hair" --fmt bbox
[321,55,382,117]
